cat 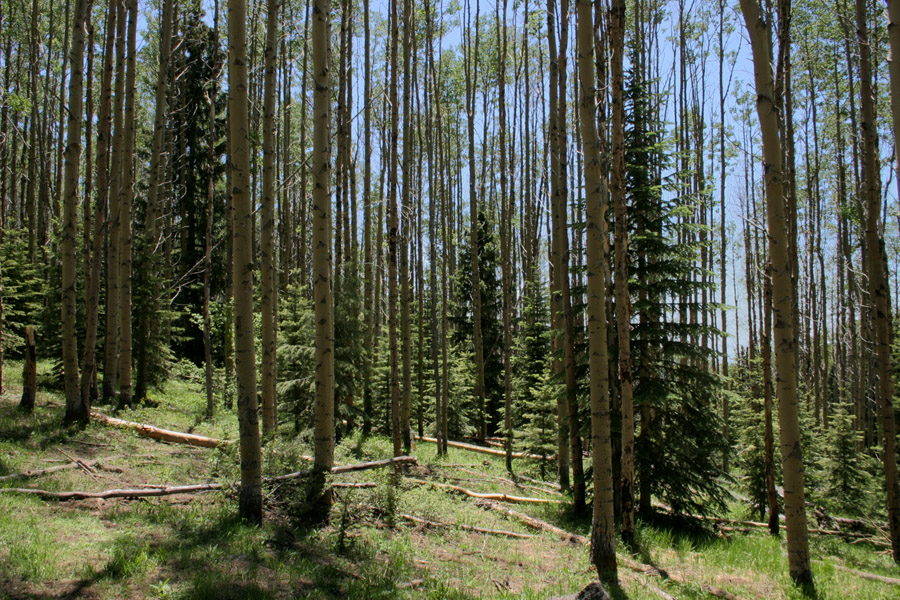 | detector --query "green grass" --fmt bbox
[1,362,899,599]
